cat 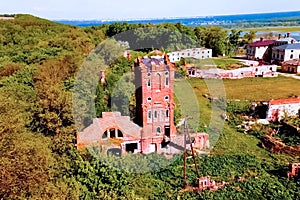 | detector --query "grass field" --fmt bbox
[242,26,300,33]
[189,75,300,101]
[185,57,243,70]
[175,75,300,163]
